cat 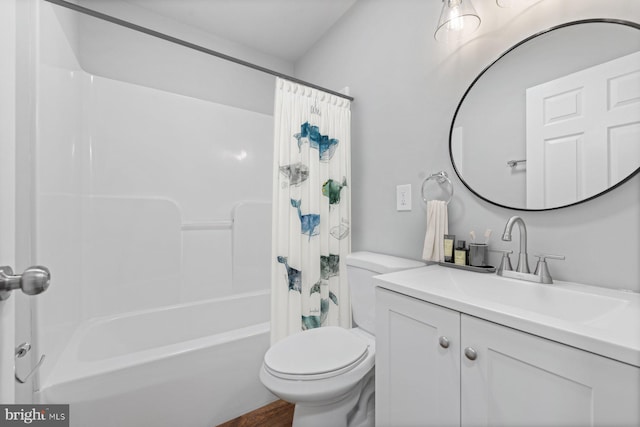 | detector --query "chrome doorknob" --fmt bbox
[0,266,51,301]
[20,266,51,295]
[464,347,478,361]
